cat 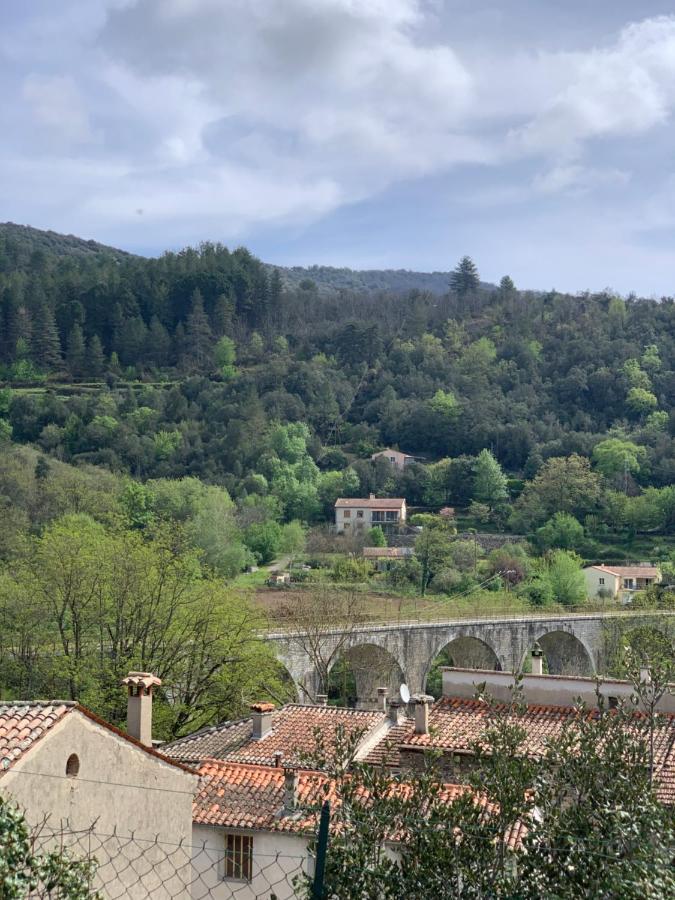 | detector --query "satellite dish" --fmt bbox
[399,683,410,704]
